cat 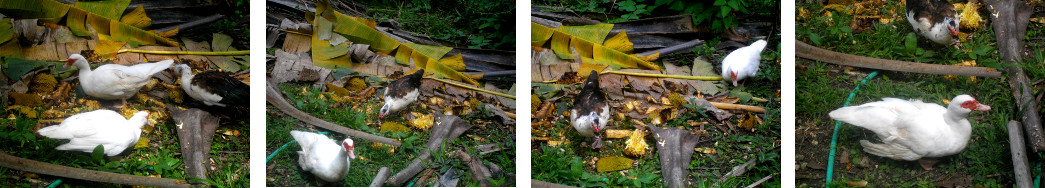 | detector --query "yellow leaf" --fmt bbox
[311,17,352,69]
[154,28,178,38]
[133,137,150,149]
[119,5,151,29]
[426,59,479,86]
[738,112,761,131]
[94,40,126,60]
[380,122,410,133]
[437,53,465,72]
[345,77,367,92]
[74,0,131,20]
[559,24,613,45]
[10,92,42,107]
[635,52,659,62]
[596,156,633,172]
[549,31,575,59]
[5,105,37,118]
[604,31,634,54]
[325,83,351,98]
[530,22,554,46]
